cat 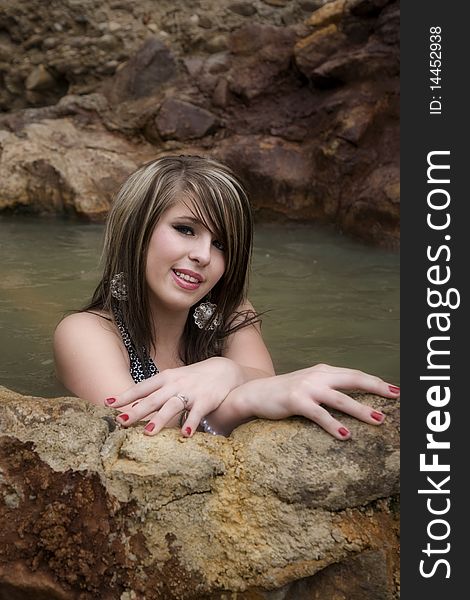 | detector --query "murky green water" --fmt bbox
[0,216,399,398]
